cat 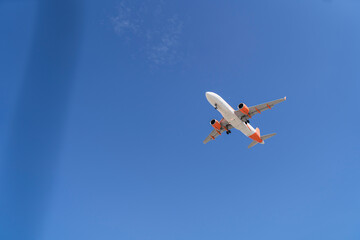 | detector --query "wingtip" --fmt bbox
[284,96,287,100]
